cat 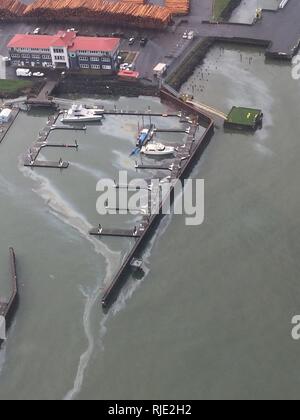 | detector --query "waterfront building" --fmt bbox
[7,30,120,73]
